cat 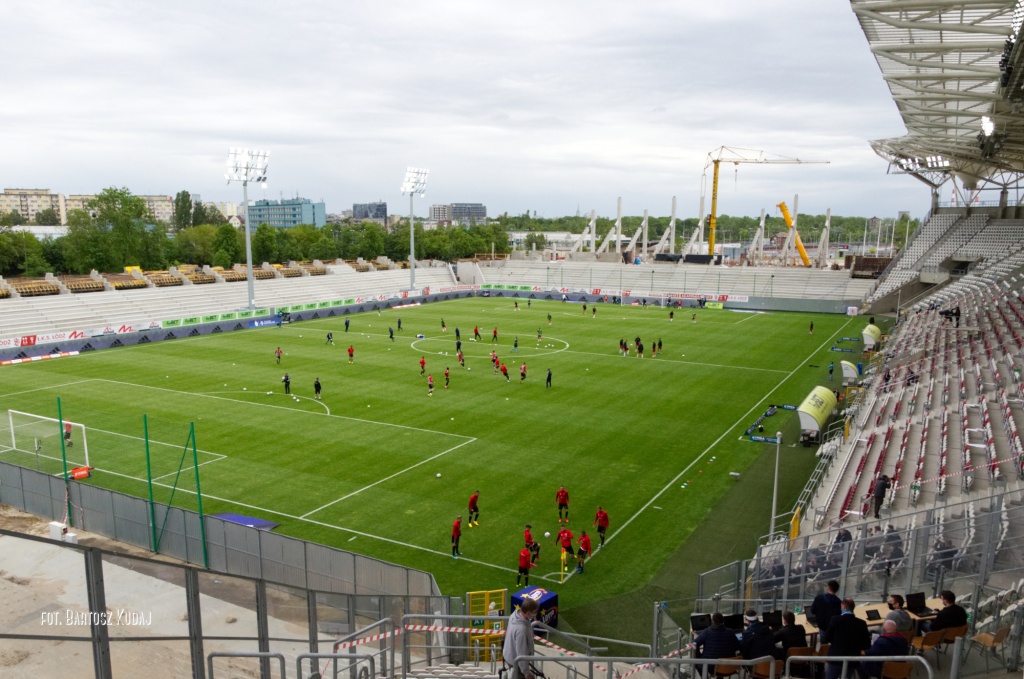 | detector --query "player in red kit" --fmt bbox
[575,531,592,574]
[492,327,498,343]
[451,516,462,558]
[444,367,451,389]
[473,325,481,341]
[427,374,434,396]
[500,363,509,381]
[467,491,480,526]
[556,527,575,571]
[419,356,426,376]
[517,547,532,586]
[556,485,570,523]
[524,524,540,562]
[593,506,609,548]
[347,345,354,363]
